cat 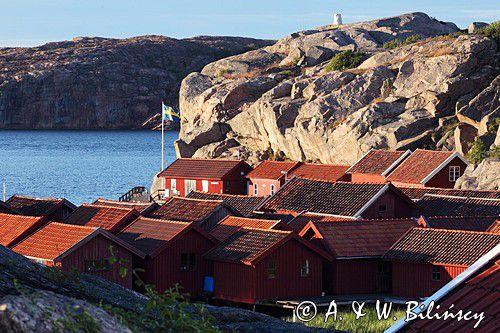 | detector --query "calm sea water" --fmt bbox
[0,130,178,205]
